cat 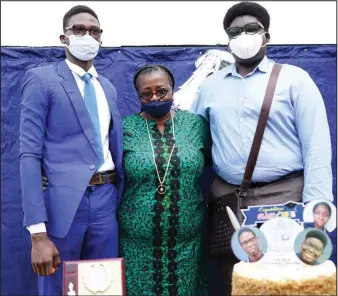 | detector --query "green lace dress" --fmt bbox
[117,110,210,296]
